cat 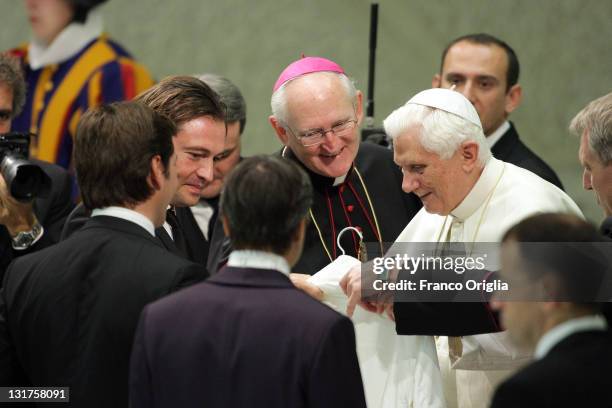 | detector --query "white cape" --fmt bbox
[309,256,446,408]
